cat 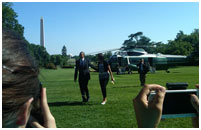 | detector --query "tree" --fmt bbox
[128,32,143,42]
[123,32,155,52]
[55,55,62,65]
[166,40,193,56]
[186,29,199,65]
[154,42,168,54]
[62,45,67,57]
[27,43,50,67]
[2,2,24,38]
[104,51,112,61]
[50,55,57,65]
[175,30,185,41]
